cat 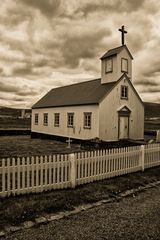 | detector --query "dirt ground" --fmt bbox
[3,183,160,240]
